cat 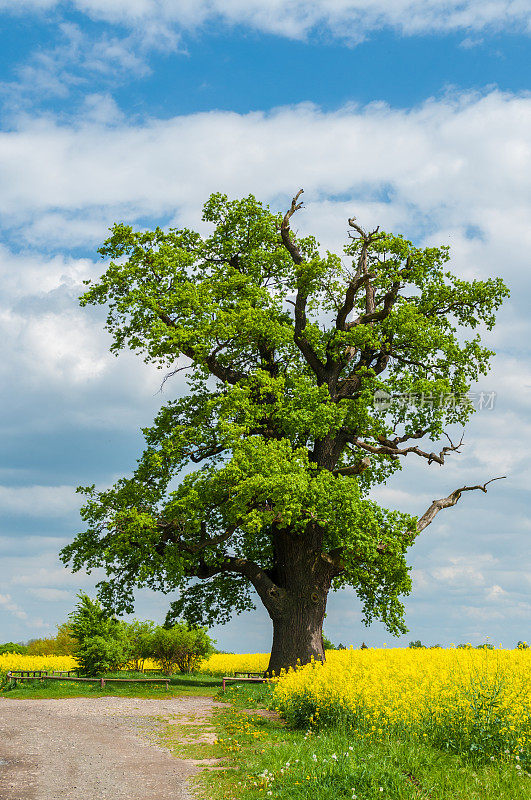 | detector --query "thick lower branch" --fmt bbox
[193,555,286,616]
